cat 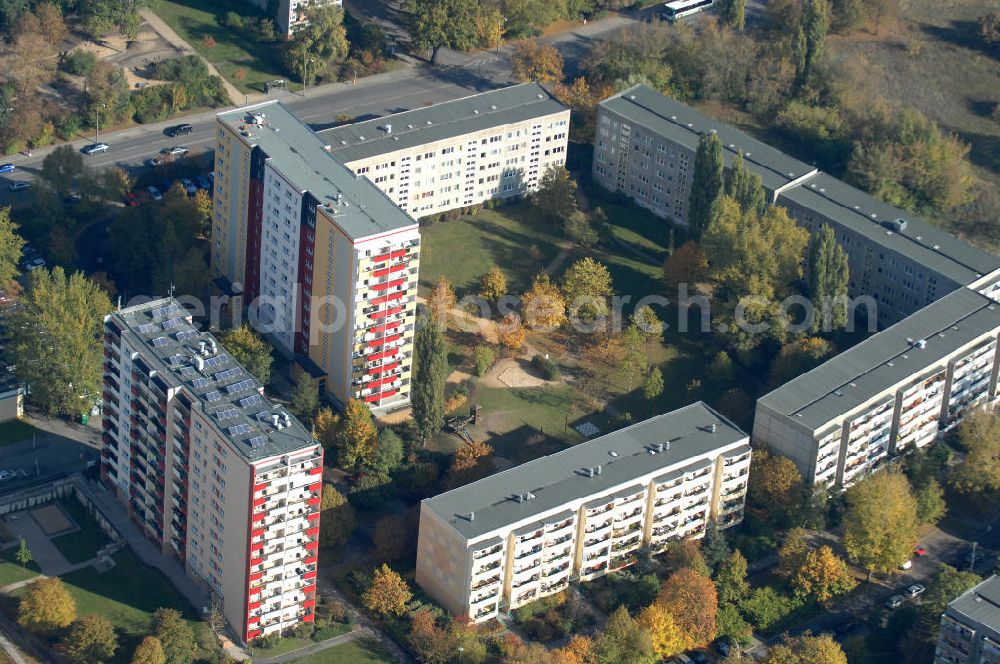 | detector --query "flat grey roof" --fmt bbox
[107,298,315,462]
[600,84,818,193]
[423,402,748,541]
[757,287,1000,431]
[217,102,416,241]
[947,575,1000,632]
[780,173,1000,285]
[319,83,568,163]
